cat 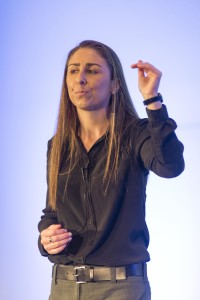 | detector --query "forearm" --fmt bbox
[140,105,185,177]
